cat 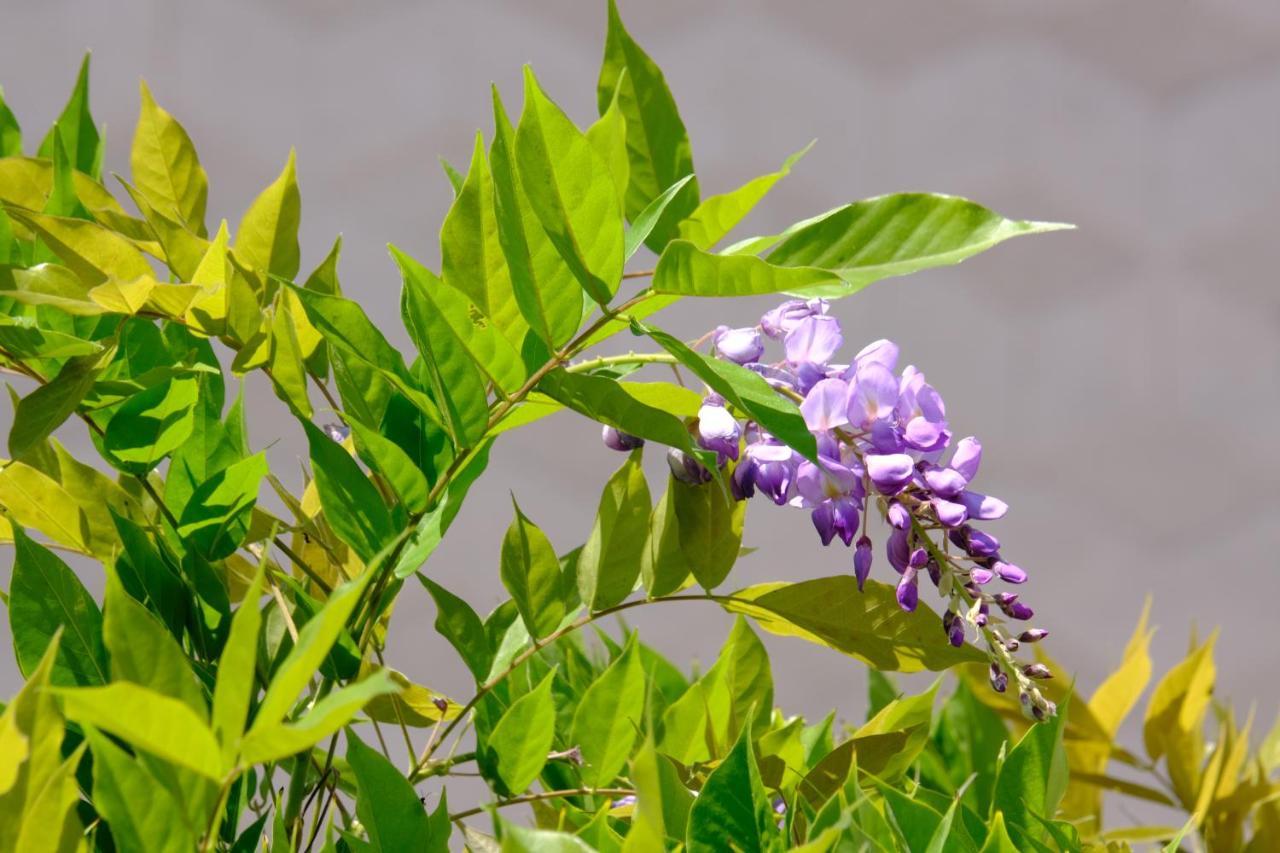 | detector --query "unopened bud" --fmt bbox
[989,662,1008,693]
[1019,628,1049,643]
[1022,663,1052,680]
[602,425,644,452]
